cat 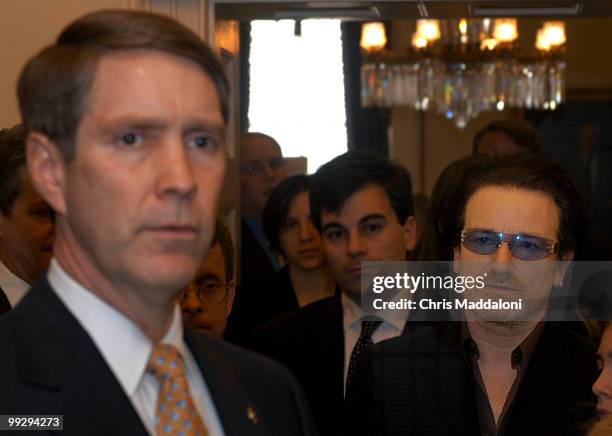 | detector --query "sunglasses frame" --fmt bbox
[460,228,558,261]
